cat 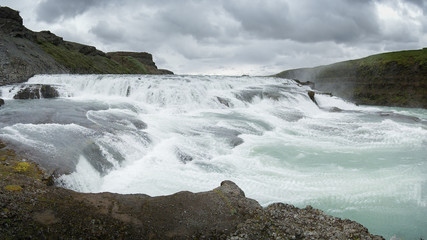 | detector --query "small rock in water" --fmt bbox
[40,85,59,98]
[13,84,59,99]
[176,148,193,163]
[307,90,318,105]
[14,86,40,99]
[216,96,232,107]
[0,98,4,107]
